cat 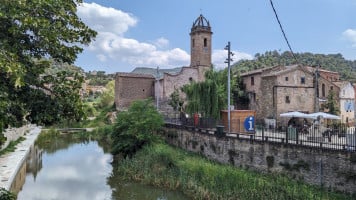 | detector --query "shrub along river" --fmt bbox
[14,132,188,200]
